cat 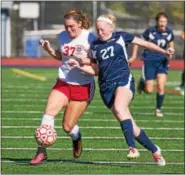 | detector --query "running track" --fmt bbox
[2,57,184,70]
